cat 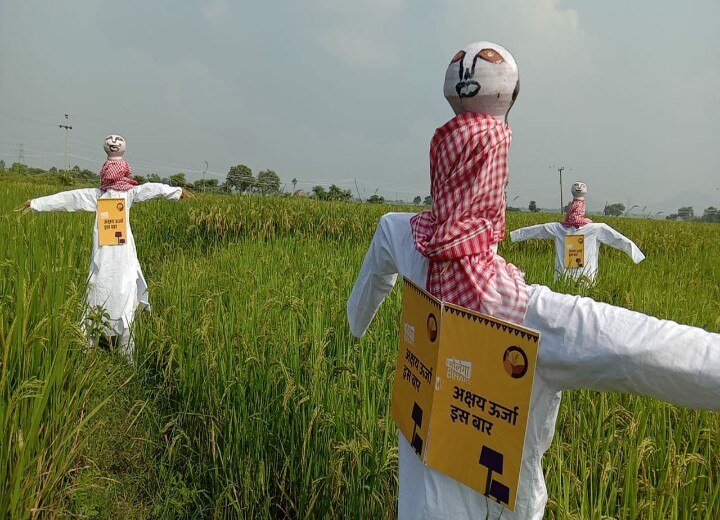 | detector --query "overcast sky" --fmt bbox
[1,0,718,212]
